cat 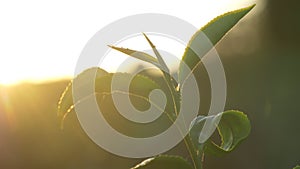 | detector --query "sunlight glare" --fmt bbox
[0,0,256,85]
